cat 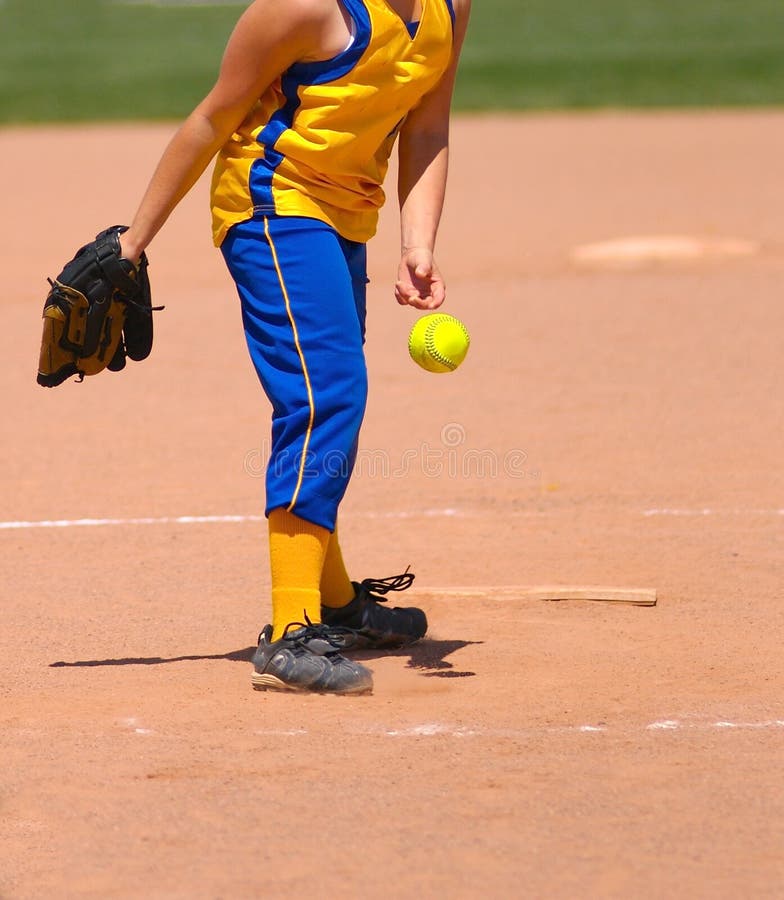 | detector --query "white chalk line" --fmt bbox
[0,514,267,531]
[383,720,784,737]
[3,507,784,531]
[0,509,465,531]
[116,716,154,735]
[251,719,784,739]
[110,716,784,739]
[644,508,784,517]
